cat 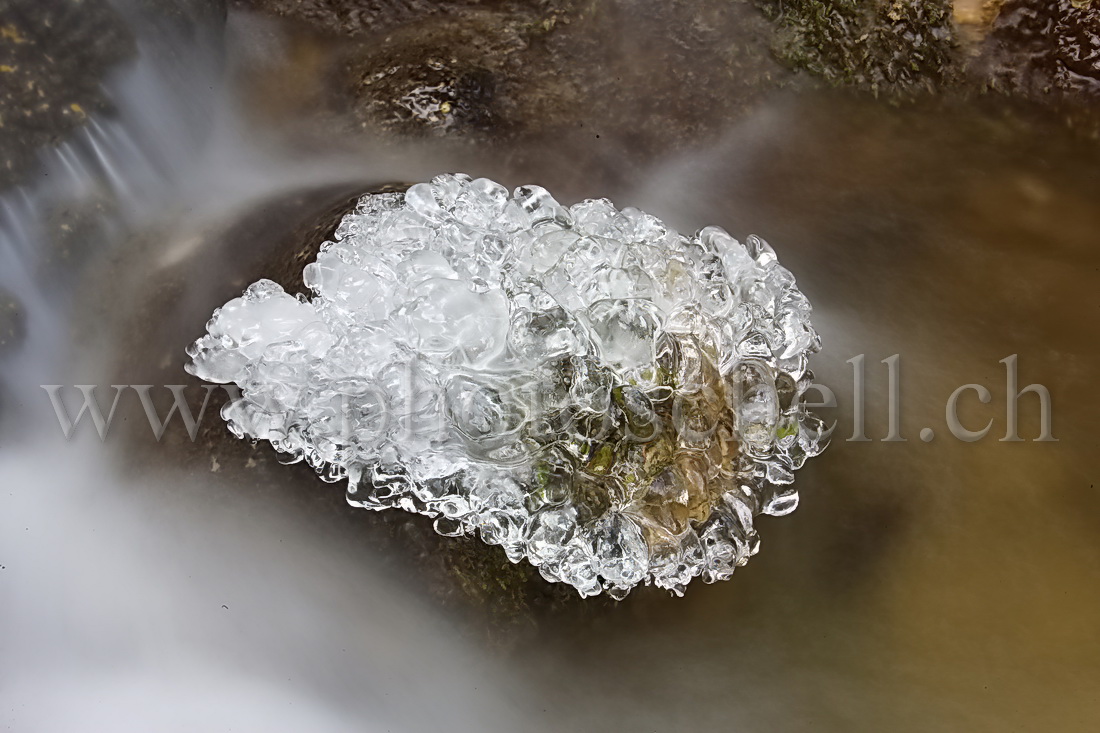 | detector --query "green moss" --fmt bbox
[757,0,959,94]
[586,443,616,475]
[776,422,799,440]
